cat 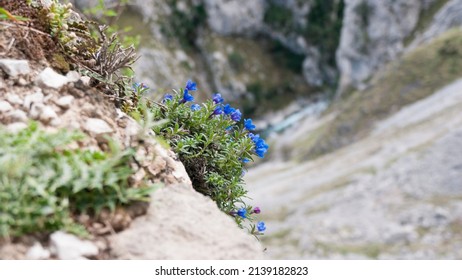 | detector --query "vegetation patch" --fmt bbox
[303,0,344,68]
[0,123,154,238]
